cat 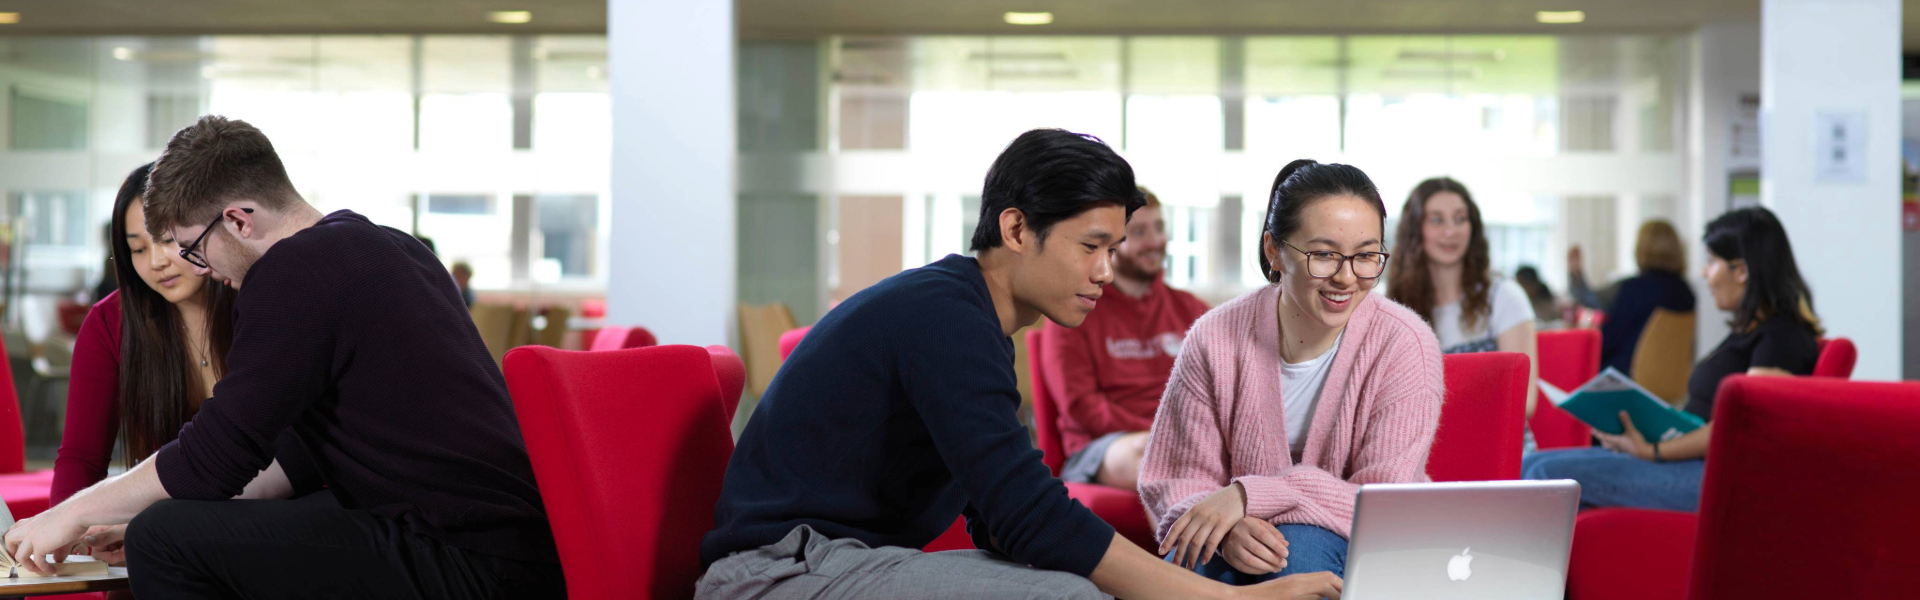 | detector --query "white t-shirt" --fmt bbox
[1431,276,1535,354]
[1279,331,1343,462]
